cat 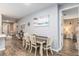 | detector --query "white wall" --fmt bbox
[17,4,59,51]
